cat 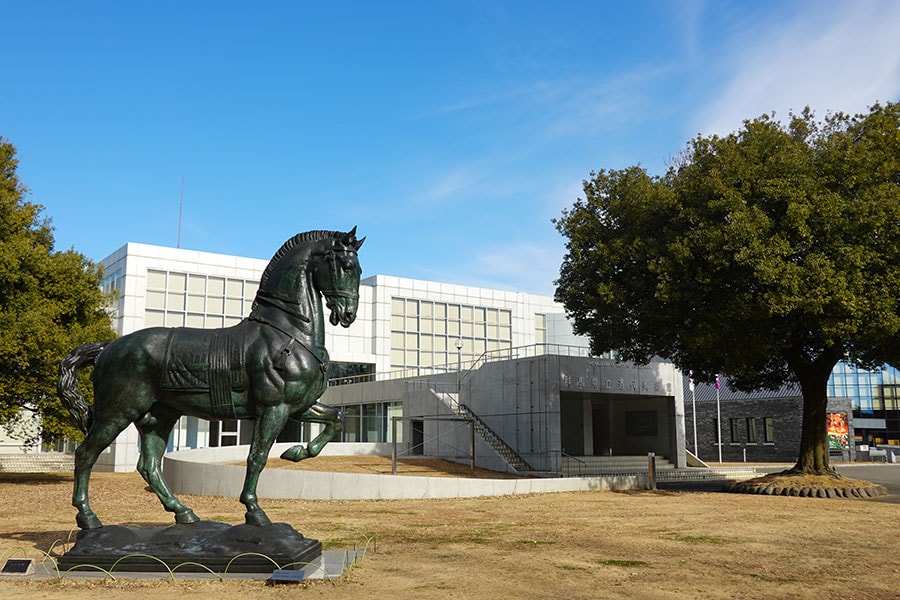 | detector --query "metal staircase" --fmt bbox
[432,388,534,473]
